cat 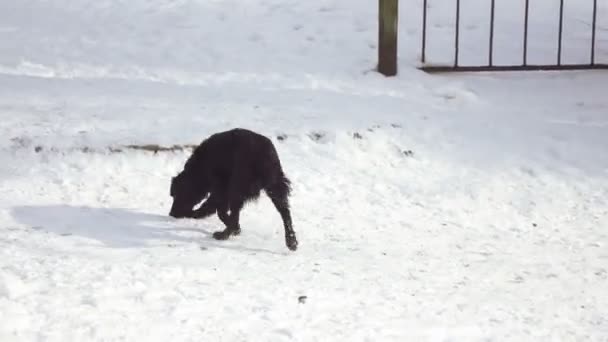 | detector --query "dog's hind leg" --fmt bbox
[266,178,298,251]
